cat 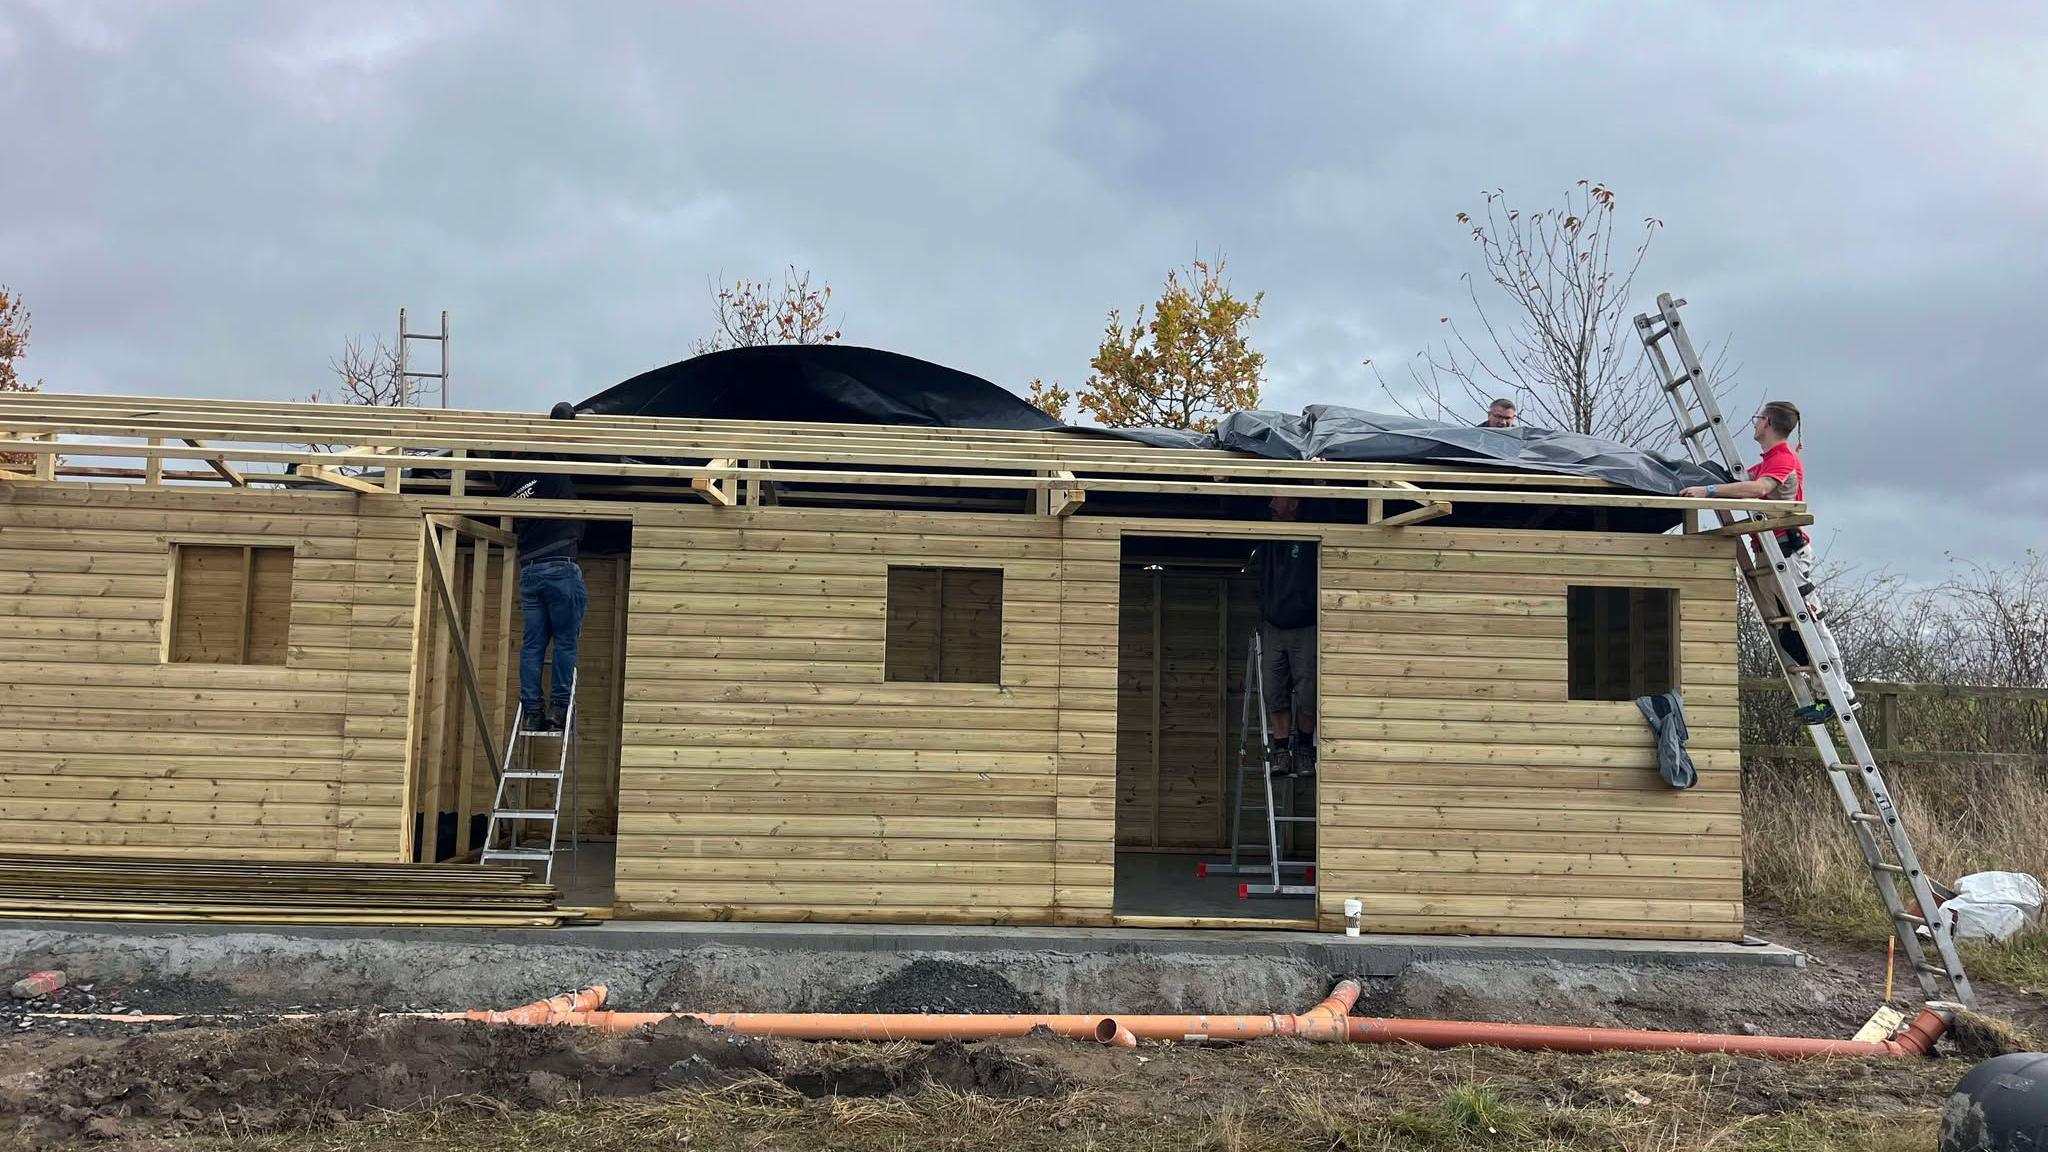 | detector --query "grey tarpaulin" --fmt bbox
[1635,690,1697,789]
[1113,405,1727,494]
